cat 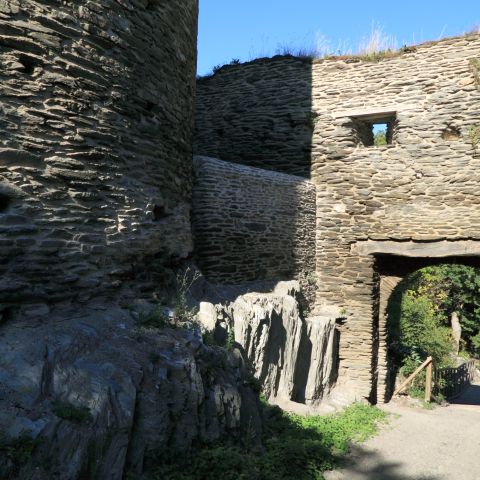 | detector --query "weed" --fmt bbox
[305,271,318,286]
[0,433,41,474]
[358,23,397,57]
[172,268,201,328]
[225,329,235,352]
[53,401,92,424]
[202,329,216,346]
[139,304,170,329]
[467,125,480,153]
[138,267,201,331]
